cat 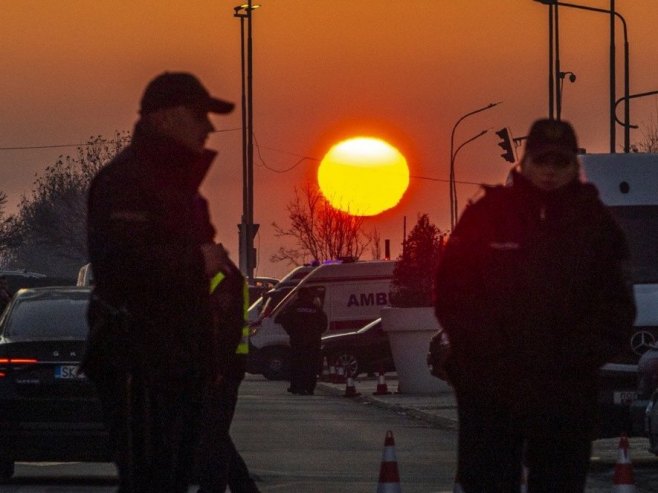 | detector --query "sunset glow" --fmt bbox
[317,137,410,216]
